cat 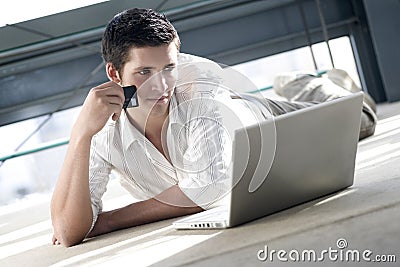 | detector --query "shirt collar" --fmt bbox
[119,111,143,150]
[119,106,178,170]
